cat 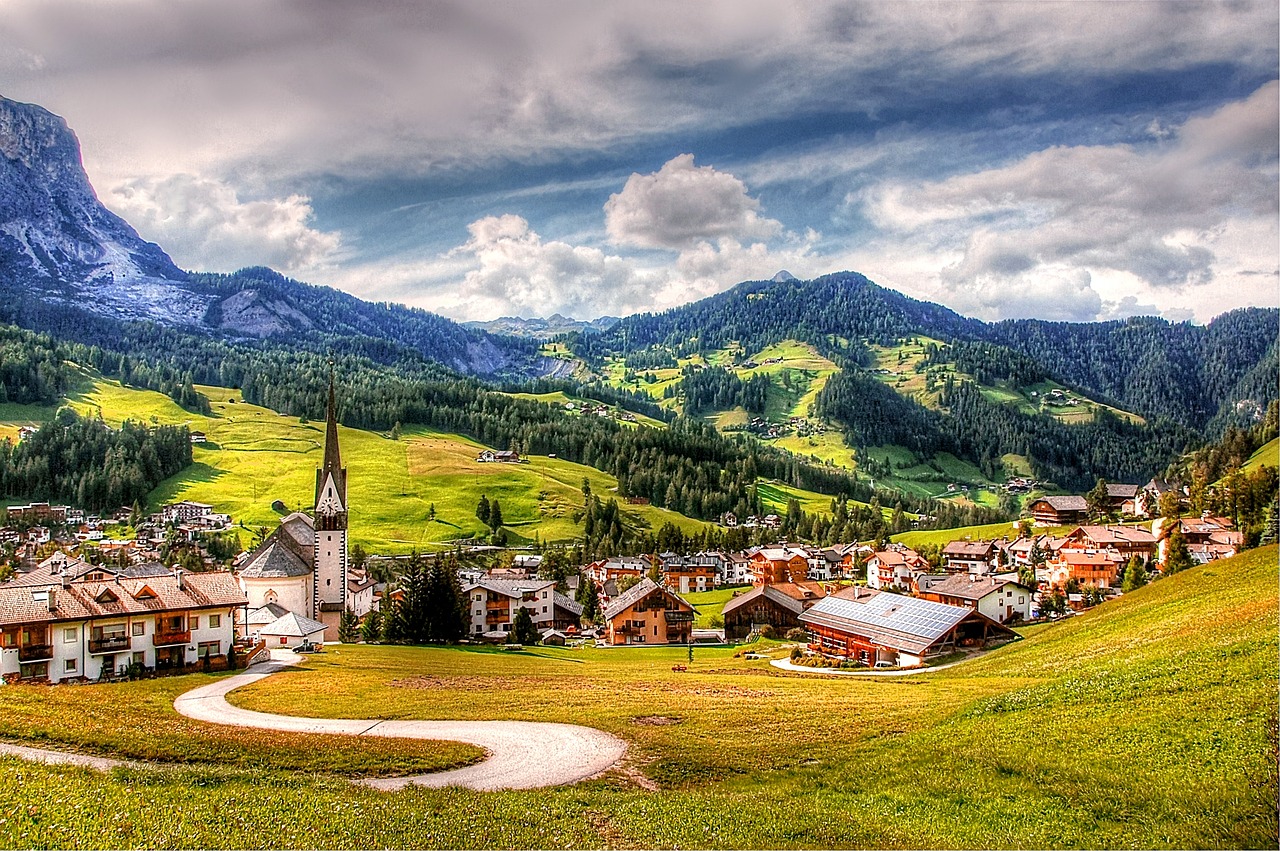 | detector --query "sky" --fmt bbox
[2,0,1277,324]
